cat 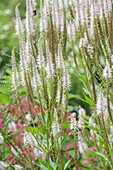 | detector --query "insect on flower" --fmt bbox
[33,9,36,16]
